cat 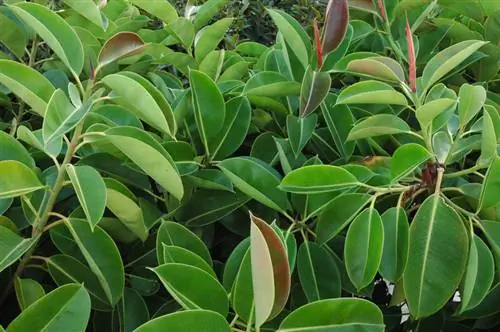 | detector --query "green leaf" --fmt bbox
[0,59,55,116]
[198,50,224,80]
[128,0,177,24]
[316,193,372,244]
[118,288,149,331]
[278,298,384,331]
[322,0,349,54]
[218,157,290,213]
[478,157,500,211]
[194,18,233,61]
[162,244,215,277]
[478,110,497,166]
[47,254,110,310]
[66,165,106,230]
[165,18,195,50]
[97,32,146,69]
[190,70,226,155]
[322,102,355,161]
[403,194,468,319]
[345,207,384,290]
[156,220,212,266]
[299,68,331,117]
[266,9,310,69]
[63,0,106,29]
[279,165,358,194]
[379,207,409,283]
[287,114,317,157]
[102,73,173,136]
[208,96,252,161]
[391,144,432,182]
[231,249,254,323]
[14,277,45,310]
[0,11,26,58]
[187,169,233,192]
[104,178,147,241]
[346,114,412,141]
[433,131,453,164]
[11,2,84,74]
[416,98,457,129]
[458,83,487,129]
[6,284,90,332]
[0,130,35,168]
[297,241,341,302]
[104,126,183,201]
[347,56,405,82]
[244,71,301,98]
[64,218,125,306]
[337,81,408,105]
[152,263,229,316]
[250,213,291,326]
[0,160,44,199]
[421,40,487,93]
[223,238,250,291]
[0,225,38,273]
[135,310,231,332]
[457,235,494,314]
